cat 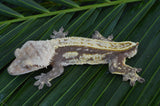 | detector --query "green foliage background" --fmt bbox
[0,0,160,105]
